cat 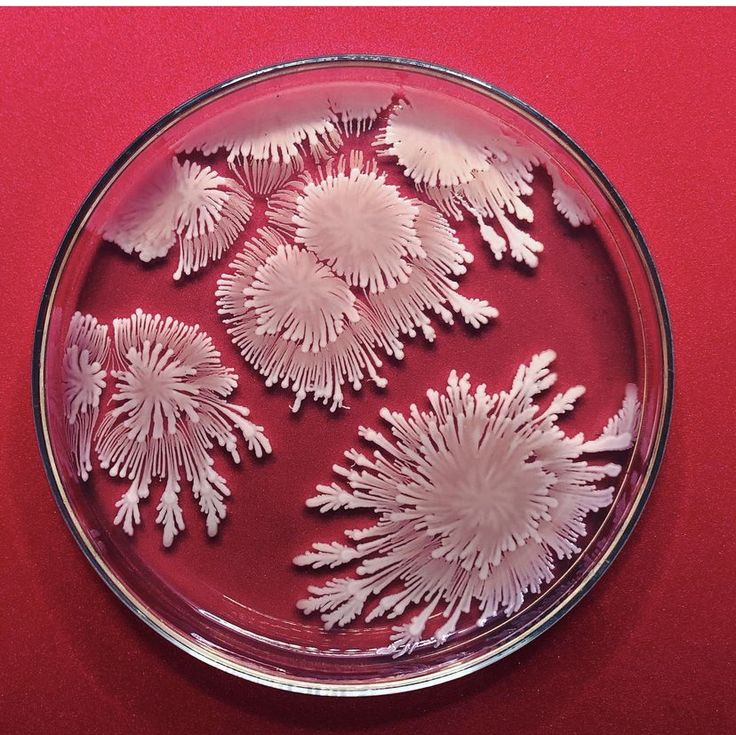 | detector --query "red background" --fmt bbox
[1,7,734,733]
